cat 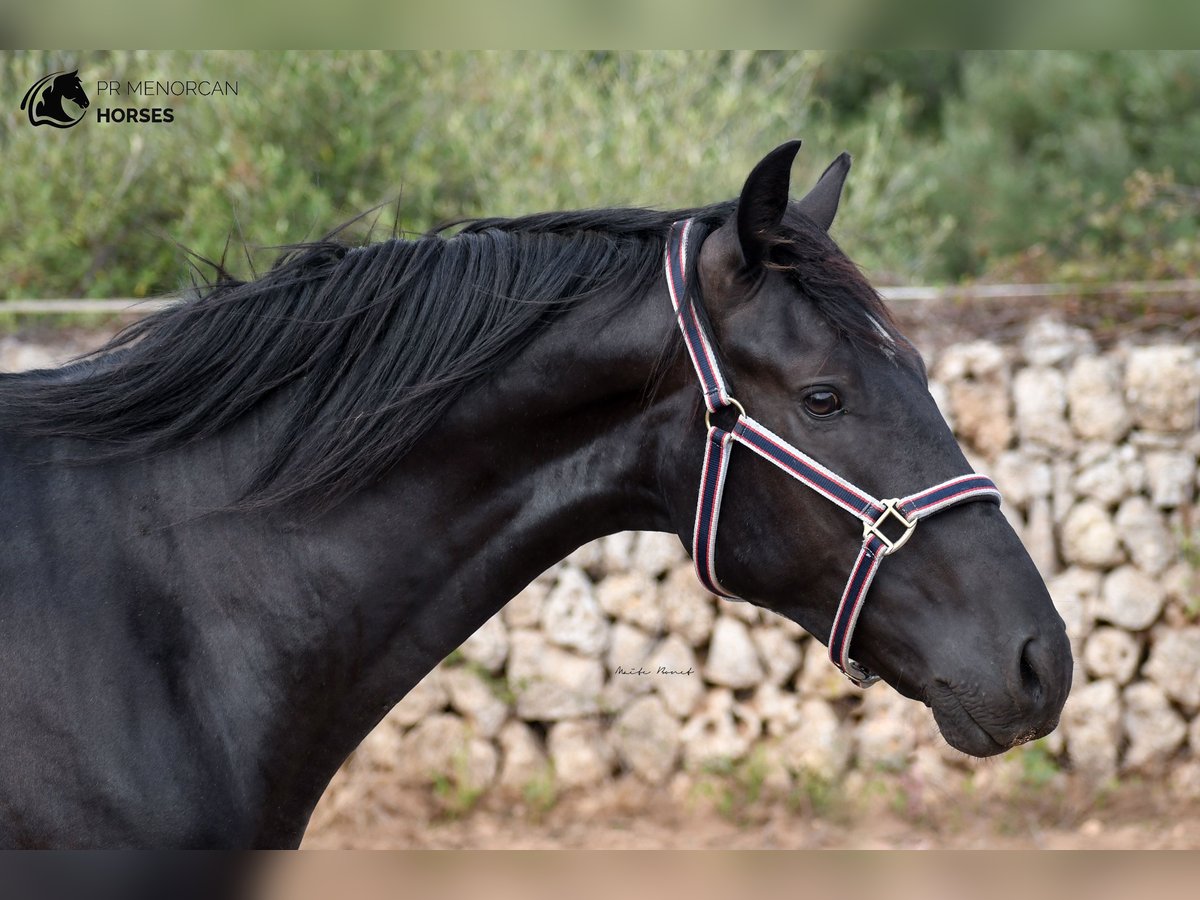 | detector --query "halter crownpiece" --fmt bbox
[664,218,1002,688]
